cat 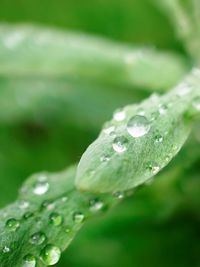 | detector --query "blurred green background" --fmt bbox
[0,0,199,267]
